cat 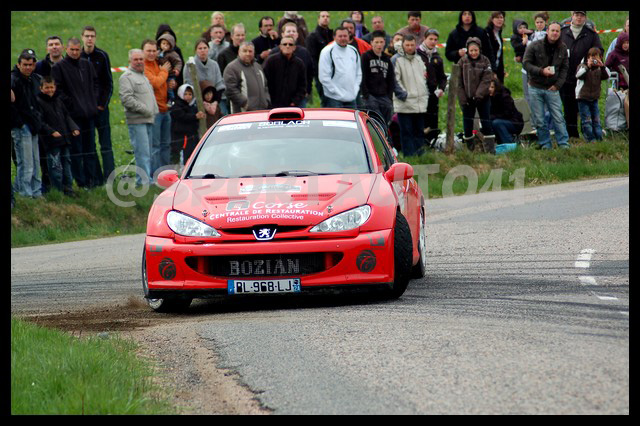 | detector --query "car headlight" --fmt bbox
[309,205,371,233]
[167,210,221,237]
